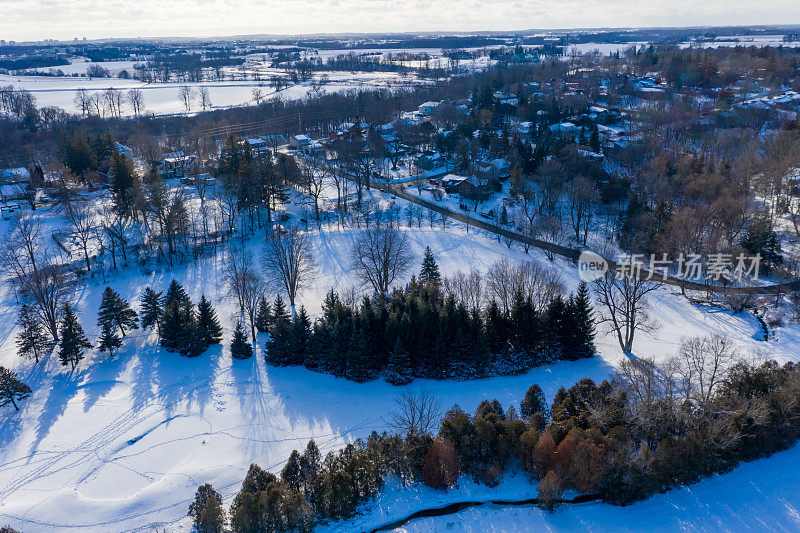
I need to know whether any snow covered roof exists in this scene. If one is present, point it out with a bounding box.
[1,167,30,181]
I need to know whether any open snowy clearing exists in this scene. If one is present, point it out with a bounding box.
[0,182,799,531]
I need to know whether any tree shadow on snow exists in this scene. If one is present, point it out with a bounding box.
[150,342,224,420]
[30,368,86,453]
[80,342,134,412]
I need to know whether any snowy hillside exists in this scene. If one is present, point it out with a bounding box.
[1,183,799,532]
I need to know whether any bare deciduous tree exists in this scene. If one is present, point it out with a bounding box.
[261,230,315,315]
[675,335,739,407]
[242,270,269,342]
[485,259,565,312]
[198,87,212,111]
[73,88,90,117]
[178,85,195,113]
[386,389,442,437]
[350,225,414,296]
[65,200,97,271]
[225,248,255,312]
[443,268,484,311]
[2,219,72,340]
[594,271,660,355]
[127,88,144,116]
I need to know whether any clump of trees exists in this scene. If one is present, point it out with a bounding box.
[265,277,595,383]
[149,280,222,356]
[200,353,800,530]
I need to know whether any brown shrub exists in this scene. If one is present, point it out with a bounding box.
[422,437,460,489]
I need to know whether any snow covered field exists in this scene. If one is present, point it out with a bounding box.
[1,181,799,532]
[0,70,416,117]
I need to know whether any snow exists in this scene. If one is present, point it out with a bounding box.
[1,180,800,531]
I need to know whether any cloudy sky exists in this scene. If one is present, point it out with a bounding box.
[2,0,800,42]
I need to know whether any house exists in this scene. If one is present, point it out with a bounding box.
[181,173,216,187]
[1,167,30,185]
[418,101,440,116]
[441,174,469,193]
[1,203,21,220]
[246,138,269,154]
[399,111,424,125]
[0,183,27,204]
[473,158,510,182]
[159,154,200,179]
[290,134,312,150]
[514,121,533,136]
[489,158,510,179]
[116,143,133,159]
[263,134,289,148]
[415,151,445,171]
[549,122,581,136]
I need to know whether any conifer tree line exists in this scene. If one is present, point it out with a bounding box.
[190,358,800,531]
[265,278,595,383]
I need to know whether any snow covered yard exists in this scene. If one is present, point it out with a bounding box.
[1,186,800,531]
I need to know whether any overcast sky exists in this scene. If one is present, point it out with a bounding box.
[2,0,800,42]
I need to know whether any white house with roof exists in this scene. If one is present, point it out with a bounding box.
[290,134,312,150]
[418,101,440,116]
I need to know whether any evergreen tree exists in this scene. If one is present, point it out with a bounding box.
[188,483,226,533]
[178,307,204,357]
[520,384,547,419]
[165,279,190,308]
[97,287,138,337]
[345,328,372,382]
[159,283,201,356]
[140,287,164,333]
[545,295,570,360]
[255,296,272,333]
[289,307,311,365]
[281,450,302,493]
[112,150,138,215]
[419,246,441,282]
[97,319,122,357]
[230,320,253,359]
[196,295,223,347]
[0,366,32,411]
[16,304,49,363]
[159,301,183,352]
[298,440,321,494]
[266,311,292,365]
[569,282,596,359]
[384,337,413,385]
[272,294,289,323]
[58,303,91,370]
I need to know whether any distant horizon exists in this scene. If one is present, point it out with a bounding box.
[3,0,800,43]
[7,23,800,46]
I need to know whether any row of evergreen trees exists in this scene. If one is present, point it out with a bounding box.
[15,280,226,371]
[264,279,595,383]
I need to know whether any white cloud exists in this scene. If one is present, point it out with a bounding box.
[1,0,799,41]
